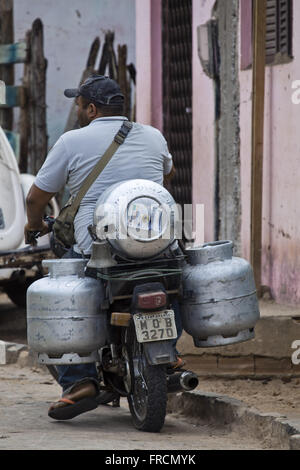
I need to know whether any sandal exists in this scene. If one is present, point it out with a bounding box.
[170,356,186,370]
[48,381,99,421]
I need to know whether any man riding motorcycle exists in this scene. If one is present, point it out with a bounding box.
[24,75,183,420]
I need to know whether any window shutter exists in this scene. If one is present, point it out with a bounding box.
[265,0,292,63]
[266,0,277,59]
[278,0,291,55]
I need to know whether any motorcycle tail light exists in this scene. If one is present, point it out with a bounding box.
[137,291,167,310]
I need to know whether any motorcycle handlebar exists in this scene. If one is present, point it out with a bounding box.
[26,216,55,245]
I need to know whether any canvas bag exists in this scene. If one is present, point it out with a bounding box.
[53,120,133,249]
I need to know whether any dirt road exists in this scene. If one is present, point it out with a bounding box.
[0,292,296,450]
[0,363,276,450]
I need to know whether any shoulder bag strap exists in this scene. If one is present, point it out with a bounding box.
[68,120,133,218]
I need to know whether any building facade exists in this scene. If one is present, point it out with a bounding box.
[136,0,300,306]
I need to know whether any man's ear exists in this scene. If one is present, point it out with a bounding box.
[88,103,97,118]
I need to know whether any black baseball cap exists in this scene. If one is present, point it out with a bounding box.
[64,75,124,106]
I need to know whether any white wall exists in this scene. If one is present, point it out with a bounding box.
[13,0,135,148]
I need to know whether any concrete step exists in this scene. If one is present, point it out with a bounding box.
[177,300,300,377]
[167,390,300,450]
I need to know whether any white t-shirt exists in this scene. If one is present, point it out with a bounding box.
[35,117,173,254]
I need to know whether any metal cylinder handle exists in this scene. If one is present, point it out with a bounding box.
[42,259,87,278]
[186,240,233,265]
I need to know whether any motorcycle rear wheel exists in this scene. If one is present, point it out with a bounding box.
[126,325,167,432]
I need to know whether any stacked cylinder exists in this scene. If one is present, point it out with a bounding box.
[26,259,107,363]
[180,241,260,347]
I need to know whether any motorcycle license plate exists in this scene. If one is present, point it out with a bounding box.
[133,310,177,343]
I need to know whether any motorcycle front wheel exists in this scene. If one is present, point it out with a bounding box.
[125,324,167,433]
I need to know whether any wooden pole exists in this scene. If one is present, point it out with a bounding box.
[19,30,31,173]
[27,18,48,175]
[59,37,100,206]
[118,45,130,119]
[0,0,14,130]
[64,36,100,133]
[98,31,112,75]
[250,0,267,295]
[108,33,118,81]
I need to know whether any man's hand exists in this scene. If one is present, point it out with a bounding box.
[163,165,176,189]
[24,220,51,246]
[25,184,56,245]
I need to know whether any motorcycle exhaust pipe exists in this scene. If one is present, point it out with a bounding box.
[167,370,199,394]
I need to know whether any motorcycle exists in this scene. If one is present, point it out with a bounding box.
[26,180,199,432]
[26,179,260,432]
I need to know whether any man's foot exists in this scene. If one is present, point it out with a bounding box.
[48,381,99,420]
[170,356,186,370]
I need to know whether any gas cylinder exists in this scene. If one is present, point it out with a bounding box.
[93,179,179,259]
[180,241,260,347]
[26,259,107,364]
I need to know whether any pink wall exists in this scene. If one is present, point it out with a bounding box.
[136,0,152,125]
[151,0,163,131]
[192,0,216,244]
[239,4,300,305]
[135,0,162,130]
[135,0,300,305]
[136,0,216,243]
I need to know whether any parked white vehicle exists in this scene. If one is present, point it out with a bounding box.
[0,125,59,306]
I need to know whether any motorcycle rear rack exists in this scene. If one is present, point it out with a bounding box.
[86,255,183,303]
[111,288,180,301]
